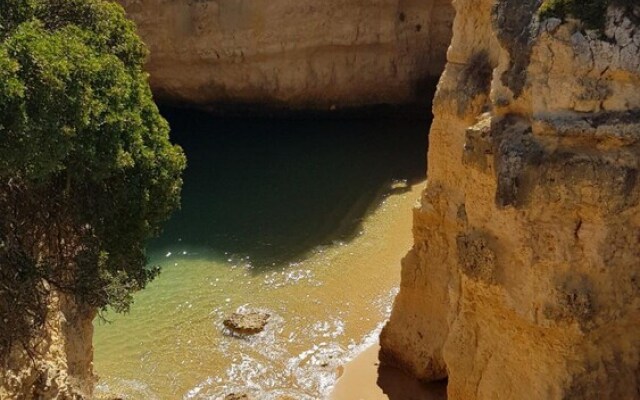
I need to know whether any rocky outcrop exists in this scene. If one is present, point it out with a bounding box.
[381,1,640,399]
[223,310,270,335]
[0,294,95,399]
[115,0,454,110]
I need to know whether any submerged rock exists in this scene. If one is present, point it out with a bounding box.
[224,394,250,400]
[223,311,270,335]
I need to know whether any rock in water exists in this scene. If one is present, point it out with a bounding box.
[224,394,250,400]
[223,311,270,335]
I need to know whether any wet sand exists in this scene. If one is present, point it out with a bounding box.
[330,342,447,400]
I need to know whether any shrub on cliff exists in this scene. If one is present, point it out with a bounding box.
[539,0,636,30]
[0,0,185,356]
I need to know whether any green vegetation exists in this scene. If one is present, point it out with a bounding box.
[539,0,636,31]
[0,0,185,355]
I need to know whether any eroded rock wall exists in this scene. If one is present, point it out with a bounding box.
[0,294,95,399]
[116,0,454,109]
[381,1,640,399]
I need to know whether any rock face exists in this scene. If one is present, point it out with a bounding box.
[0,294,95,399]
[115,0,454,109]
[381,2,640,399]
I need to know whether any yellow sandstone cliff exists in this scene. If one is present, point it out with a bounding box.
[115,0,454,109]
[381,1,640,398]
[0,294,95,399]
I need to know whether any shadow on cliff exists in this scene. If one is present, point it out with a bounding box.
[377,365,447,400]
[151,107,431,269]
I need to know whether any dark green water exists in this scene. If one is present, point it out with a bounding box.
[153,109,428,266]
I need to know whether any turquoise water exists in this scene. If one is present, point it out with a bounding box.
[93,110,429,399]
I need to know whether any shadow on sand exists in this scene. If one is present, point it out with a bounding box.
[377,365,447,400]
[331,342,447,400]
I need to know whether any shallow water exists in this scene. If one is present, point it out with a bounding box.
[93,110,429,399]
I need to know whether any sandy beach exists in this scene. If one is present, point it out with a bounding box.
[330,342,447,400]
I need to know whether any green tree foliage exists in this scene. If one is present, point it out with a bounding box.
[0,0,185,356]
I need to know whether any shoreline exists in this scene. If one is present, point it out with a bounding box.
[330,341,447,400]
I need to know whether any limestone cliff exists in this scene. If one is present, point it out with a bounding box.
[0,295,95,399]
[115,0,454,109]
[381,1,640,399]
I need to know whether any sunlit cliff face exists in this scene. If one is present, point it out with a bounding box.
[381,1,640,399]
[116,0,454,109]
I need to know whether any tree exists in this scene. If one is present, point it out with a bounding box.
[0,0,185,358]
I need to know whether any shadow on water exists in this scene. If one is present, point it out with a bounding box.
[152,107,430,268]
